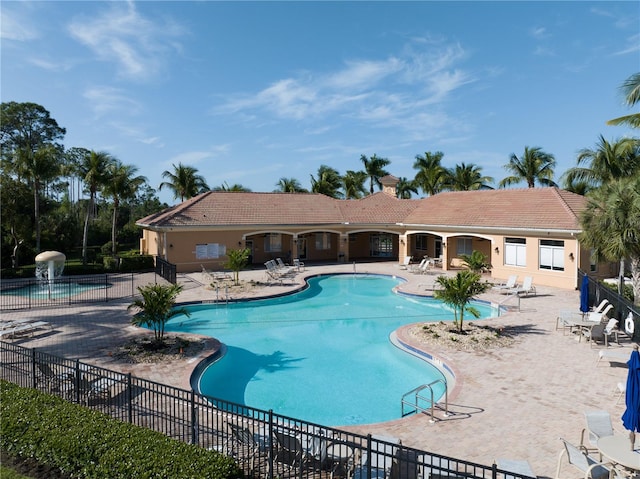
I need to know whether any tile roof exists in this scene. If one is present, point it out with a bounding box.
[403,187,586,231]
[137,187,587,232]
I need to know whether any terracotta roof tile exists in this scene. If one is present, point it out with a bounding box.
[137,187,587,232]
[403,187,586,231]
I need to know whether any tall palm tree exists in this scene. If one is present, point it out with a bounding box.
[310,165,342,198]
[579,176,640,305]
[78,150,114,264]
[102,160,147,255]
[212,182,252,192]
[159,163,209,202]
[14,144,61,252]
[607,72,640,129]
[360,154,390,194]
[342,170,368,199]
[396,177,418,199]
[562,136,639,189]
[445,163,494,191]
[275,177,307,193]
[499,146,557,188]
[433,270,489,333]
[413,151,446,196]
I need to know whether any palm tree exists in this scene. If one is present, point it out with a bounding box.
[342,170,368,199]
[224,248,250,286]
[212,182,252,192]
[102,160,147,255]
[499,146,557,188]
[159,163,209,202]
[128,283,189,345]
[562,176,593,196]
[78,150,114,264]
[360,154,390,194]
[14,144,62,252]
[607,72,640,129]
[459,250,491,274]
[413,151,446,196]
[579,176,640,305]
[562,136,639,189]
[275,177,307,193]
[396,177,418,199]
[310,165,342,198]
[433,270,489,333]
[445,163,494,191]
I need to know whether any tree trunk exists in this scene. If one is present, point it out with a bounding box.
[111,199,119,256]
[34,180,41,253]
[630,255,640,307]
[82,194,94,265]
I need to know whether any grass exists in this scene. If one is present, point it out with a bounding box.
[1,464,33,479]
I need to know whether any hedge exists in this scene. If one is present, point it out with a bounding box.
[0,381,244,479]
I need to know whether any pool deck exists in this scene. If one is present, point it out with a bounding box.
[2,261,637,478]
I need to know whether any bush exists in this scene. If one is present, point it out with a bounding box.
[0,381,243,479]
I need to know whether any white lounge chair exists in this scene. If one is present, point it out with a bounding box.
[492,275,518,292]
[555,438,610,479]
[508,276,536,296]
[596,348,632,367]
[0,321,50,340]
[586,304,613,323]
[408,258,427,273]
[275,258,295,275]
[398,256,412,269]
[591,299,610,314]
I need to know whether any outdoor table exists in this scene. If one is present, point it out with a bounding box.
[597,435,640,473]
[563,317,598,342]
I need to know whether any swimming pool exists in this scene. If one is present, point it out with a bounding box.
[166,274,498,426]
[1,281,110,299]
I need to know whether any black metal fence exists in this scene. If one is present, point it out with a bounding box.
[0,342,533,479]
[578,270,640,342]
[156,257,177,284]
[0,274,139,311]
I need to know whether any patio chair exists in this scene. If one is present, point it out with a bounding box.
[586,304,614,323]
[508,276,536,296]
[555,438,611,479]
[36,362,72,392]
[273,429,313,471]
[492,275,518,293]
[579,411,614,455]
[587,318,619,348]
[495,459,535,478]
[408,258,427,273]
[293,258,305,271]
[226,423,269,475]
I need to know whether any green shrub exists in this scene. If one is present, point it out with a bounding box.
[118,254,154,272]
[0,381,243,479]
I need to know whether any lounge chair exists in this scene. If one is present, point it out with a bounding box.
[586,304,614,323]
[275,258,295,274]
[492,275,518,292]
[579,411,614,455]
[398,256,412,269]
[596,348,632,367]
[273,429,313,471]
[591,299,611,314]
[226,423,269,475]
[36,362,72,392]
[555,438,610,479]
[0,320,50,340]
[408,259,426,273]
[508,276,536,296]
[586,318,619,348]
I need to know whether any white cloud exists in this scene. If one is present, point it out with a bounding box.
[83,86,141,118]
[27,57,75,72]
[168,145,231,167]
[614,33,640,56]
[530,26,550,40]
[0,7,39,41]
[67,1,185,81]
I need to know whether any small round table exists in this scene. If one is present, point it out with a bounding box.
[597,435,640,472]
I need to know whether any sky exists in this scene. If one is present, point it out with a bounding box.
[2,1,639,205]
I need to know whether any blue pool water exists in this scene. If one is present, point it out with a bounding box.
[166,274,497,426]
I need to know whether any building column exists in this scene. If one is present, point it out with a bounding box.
[399,235,408,262]
[339,234,349,262]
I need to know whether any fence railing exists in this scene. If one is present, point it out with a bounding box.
[0,274,139,311]
[578,270,640,342]
[0,341,533,479]
[155,257,177,284]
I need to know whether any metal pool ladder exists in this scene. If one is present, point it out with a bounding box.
[401,378,449,423]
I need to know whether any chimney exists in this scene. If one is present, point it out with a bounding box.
[379,175,400,197]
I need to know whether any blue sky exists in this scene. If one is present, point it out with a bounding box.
[2,1,638,205]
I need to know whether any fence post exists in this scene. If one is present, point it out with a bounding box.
[31,349,37,389]
[190,390,197,445]
[127,373,133,424]
[491,462,498,479]
[268,409,274,479]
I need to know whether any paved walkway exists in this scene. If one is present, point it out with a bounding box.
[2,262,637,478]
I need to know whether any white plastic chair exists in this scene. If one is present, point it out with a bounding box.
[556,438,611,479]
[579,411,614,455]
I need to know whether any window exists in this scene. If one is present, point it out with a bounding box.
[456,237,473,256]
[315,233,331,250]
[195,243,227,259]
[370,234,393,257]
[415,235,428,251]
[504,237,526,267]
[539,239,565,271]
[264,234,282,253]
